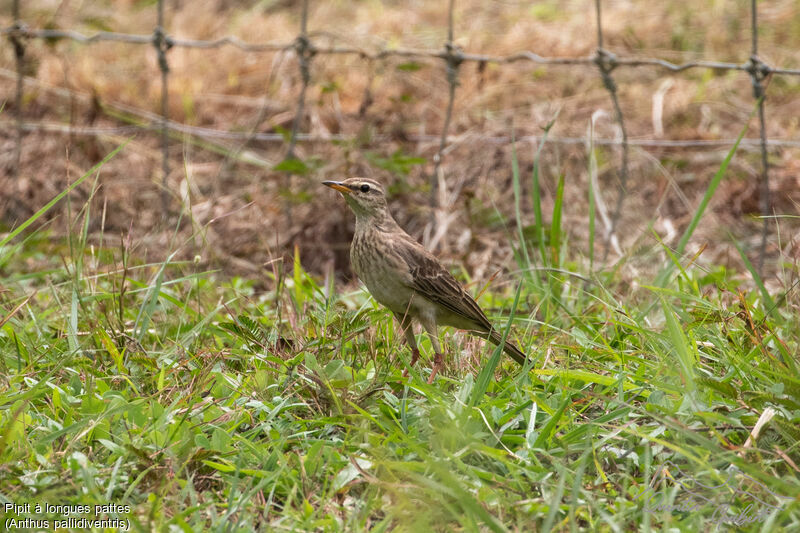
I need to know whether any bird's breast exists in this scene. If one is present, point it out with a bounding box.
[351,230,415,314]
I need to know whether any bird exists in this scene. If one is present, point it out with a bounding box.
[323,177,527,383]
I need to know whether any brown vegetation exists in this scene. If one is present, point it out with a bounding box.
[1,0,799,286]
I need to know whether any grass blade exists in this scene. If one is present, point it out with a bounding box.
[470,281,523,407]
[550,173,565,268]
[532,120,555,265]
[511,135,531,269]
[661,298,696,393]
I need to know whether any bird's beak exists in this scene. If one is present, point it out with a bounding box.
[323,181,351,195]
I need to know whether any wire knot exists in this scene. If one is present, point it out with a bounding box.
[8,22,29,58]
[8,20,30,36]
[594,48,618,73]
[444,42,464,86]
[153,26,172,73]
[293,34,311,56]
[594,48,618,92]
[294,35,316,84]
[745,55,771,99]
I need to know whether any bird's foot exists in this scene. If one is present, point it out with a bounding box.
[402,348,420,378]
[426,352,443,384]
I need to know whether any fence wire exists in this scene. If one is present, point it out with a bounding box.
[748,0,772,276]
[5,0,799,270]
[155,0,170,215]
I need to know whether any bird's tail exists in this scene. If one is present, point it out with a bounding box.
[484,329,528,366]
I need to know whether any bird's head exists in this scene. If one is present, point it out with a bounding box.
[323,178,389,220]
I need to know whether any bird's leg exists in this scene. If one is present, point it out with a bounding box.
[420,316,444,384]
[408,348,420,371]
[404,346,421,378]
[394,312,419,378]
[427,352,443,384]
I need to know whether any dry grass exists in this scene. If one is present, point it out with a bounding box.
[1,0,799,284]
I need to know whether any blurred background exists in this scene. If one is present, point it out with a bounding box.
[1,0,799,286]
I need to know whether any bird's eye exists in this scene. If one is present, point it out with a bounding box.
[360,184,371,193]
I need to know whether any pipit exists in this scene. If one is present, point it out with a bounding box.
[324,177,527,383]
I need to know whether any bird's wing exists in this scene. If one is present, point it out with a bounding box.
[389,233,492,330]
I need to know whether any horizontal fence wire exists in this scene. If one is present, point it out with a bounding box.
[5,118,800,149]
[4,0,797,269]
[3,25,800,75]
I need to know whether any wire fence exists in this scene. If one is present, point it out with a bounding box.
[4,0,799,273]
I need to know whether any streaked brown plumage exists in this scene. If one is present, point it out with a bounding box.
[324,177,527,383]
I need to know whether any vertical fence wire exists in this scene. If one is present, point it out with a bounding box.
[286,0,312,161]
[594,0,630,262]
[283,0,313,227]
[748,0,771,276]
[10,0,24,179]
[154,0,172,215]
[430,0,462,208]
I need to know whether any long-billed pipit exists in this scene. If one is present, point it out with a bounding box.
[324,178,527,383]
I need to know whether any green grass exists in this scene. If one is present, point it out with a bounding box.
[0,143,798,531]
